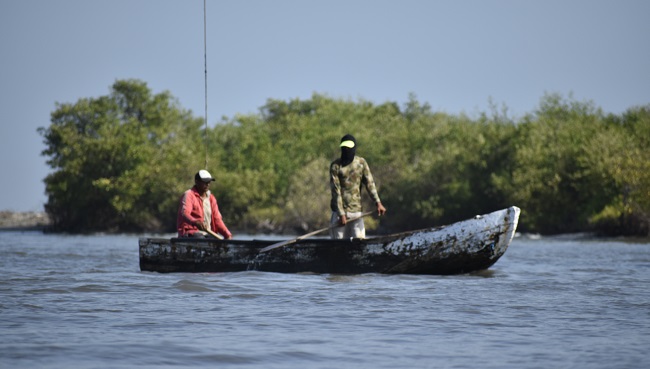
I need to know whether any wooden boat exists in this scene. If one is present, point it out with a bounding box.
[139,206,520,275]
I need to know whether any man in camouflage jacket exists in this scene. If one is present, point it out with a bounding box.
[329,134,386,239]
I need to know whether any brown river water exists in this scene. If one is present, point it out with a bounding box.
[1,231,649,369]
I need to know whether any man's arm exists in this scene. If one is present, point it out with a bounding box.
[178,191,207,231]
[330,162,347,225]
[362,160,386,216]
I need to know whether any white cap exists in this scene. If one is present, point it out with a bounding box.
[196,169,215,182]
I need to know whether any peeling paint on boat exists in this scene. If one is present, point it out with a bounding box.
[139,207,520,275]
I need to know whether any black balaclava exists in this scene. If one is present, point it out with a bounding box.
[340,134,356,166]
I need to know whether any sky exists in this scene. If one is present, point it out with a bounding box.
[1,0,649,212]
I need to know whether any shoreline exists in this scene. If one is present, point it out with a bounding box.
[0,211,51,230]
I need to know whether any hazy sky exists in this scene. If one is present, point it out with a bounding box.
[1,0,649,212]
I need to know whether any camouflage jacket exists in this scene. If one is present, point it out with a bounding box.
[330,156,381,216]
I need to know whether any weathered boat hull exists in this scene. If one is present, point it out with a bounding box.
[139,206,520,275]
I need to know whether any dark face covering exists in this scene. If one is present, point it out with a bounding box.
[340,134,356,166]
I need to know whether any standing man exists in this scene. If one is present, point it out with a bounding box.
[329,134,386,239]
[177,169,233,239]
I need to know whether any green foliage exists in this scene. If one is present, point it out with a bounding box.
[39,79,202,232]
[39,81,650,236]
[506,94,610,232]
[585,106,650,235]
[284,157,332,233]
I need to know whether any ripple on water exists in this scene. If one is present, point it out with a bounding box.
[1,233,650,369]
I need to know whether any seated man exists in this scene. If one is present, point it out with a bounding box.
[176,169,232,239]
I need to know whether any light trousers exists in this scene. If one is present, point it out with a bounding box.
[330,211,366,239]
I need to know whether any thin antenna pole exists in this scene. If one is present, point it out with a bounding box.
[203,0,209,169]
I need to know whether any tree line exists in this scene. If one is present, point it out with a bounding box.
[38,79,650,236]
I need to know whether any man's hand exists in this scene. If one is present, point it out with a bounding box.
[377,202,387,216]
[339,214,347,226]
[195,221,206,231]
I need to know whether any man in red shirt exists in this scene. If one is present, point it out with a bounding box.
[176,170,232,239]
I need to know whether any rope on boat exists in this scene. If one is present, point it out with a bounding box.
[203,0,209,170]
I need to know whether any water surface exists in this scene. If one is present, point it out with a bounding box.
[1,232,649,368]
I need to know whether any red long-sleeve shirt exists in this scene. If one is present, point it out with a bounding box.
[176,187,232,238]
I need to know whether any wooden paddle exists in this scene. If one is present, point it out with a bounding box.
[206,229,224,240]
[258,210,374,253]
